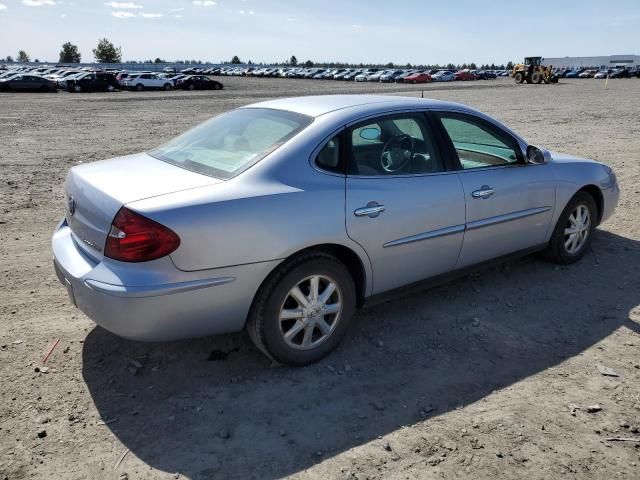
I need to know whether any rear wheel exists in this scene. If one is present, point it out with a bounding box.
[514,72,525,84]
[545,191,597,264]
[246,252,356,365]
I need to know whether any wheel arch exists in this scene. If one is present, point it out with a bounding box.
[577,184,604,225]
[255,243,370,309]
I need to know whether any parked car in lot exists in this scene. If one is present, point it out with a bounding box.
[343,69,363,81]
[52,94,619,365]
[0,74,57,92]
[455,69,476,81]
[379,70,405,82]
[0,70,22,80]
[609,69,631,79]
[477,70,497,79]
[404,71,432,83]
[578,69,598,78]
[175,75,223,90]
[432,70,455,82]
[593,69,613,79]
[66,72,119,92]
[355,69,378,82]
[125,73,174,91]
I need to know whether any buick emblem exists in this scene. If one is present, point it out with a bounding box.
[67,195,76,216]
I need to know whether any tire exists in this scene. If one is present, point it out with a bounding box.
[135,83,144,92]
[246,252,356,366]
[532,72,543,84]
[163,83,172,91]
[514,72,524,84]
[545,191,597,264]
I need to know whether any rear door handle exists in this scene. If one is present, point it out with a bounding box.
[472,186,495,199]
[354,202,385,218]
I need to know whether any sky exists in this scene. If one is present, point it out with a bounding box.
[0,0,638,65]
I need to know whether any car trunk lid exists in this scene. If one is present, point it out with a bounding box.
[64,152,221,261]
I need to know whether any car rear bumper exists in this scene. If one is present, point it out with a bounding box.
[52,219,280,341]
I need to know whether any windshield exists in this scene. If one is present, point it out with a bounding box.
[149,108,313,179]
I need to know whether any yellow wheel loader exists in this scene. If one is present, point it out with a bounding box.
[512,57,559,84]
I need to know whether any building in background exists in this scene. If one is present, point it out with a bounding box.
[543,55,639,69]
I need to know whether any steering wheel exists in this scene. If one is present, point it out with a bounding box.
[380,134,415,173]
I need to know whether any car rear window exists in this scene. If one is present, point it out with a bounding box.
[149,108,312,179]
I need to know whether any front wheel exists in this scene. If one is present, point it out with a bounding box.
[545,192,597,264]
[246,252,356,365]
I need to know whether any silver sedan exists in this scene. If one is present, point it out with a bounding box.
[52,95,619,365]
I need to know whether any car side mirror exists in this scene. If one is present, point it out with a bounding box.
[526,145,546,165]
[359,127,381,141]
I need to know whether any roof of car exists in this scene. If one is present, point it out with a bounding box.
[244,95,458,118]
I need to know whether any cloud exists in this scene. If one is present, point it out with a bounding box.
[104,1,142,8]
[0,3,7,10]
[193,0,216,6]
[111,10,135,18]
[22,0,56,6]
[140,12,163,18]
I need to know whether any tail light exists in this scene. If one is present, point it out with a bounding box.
[104,207,180,262]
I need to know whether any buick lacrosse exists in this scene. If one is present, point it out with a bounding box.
[52,95,619,365]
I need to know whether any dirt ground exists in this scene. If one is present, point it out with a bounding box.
[1,77,639,480]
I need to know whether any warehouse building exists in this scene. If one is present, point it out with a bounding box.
[542,54,639,69]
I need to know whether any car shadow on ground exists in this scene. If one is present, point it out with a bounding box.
[82,230,640,479]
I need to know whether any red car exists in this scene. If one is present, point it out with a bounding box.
[404,71,432,84]
[454,69,476,81]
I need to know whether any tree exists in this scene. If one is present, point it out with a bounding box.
[231,55,242,64]
[17,50,30,63]
[59,42,81,63]
[92,38,122,63]
[289,55,298,66]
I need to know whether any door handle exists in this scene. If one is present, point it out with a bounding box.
[471,186,495,199]
[354,202,385,218]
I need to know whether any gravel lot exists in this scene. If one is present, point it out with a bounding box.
[1,77,639,480]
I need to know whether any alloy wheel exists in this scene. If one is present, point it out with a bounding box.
[278,275,343,350]
[564,204,591,254]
